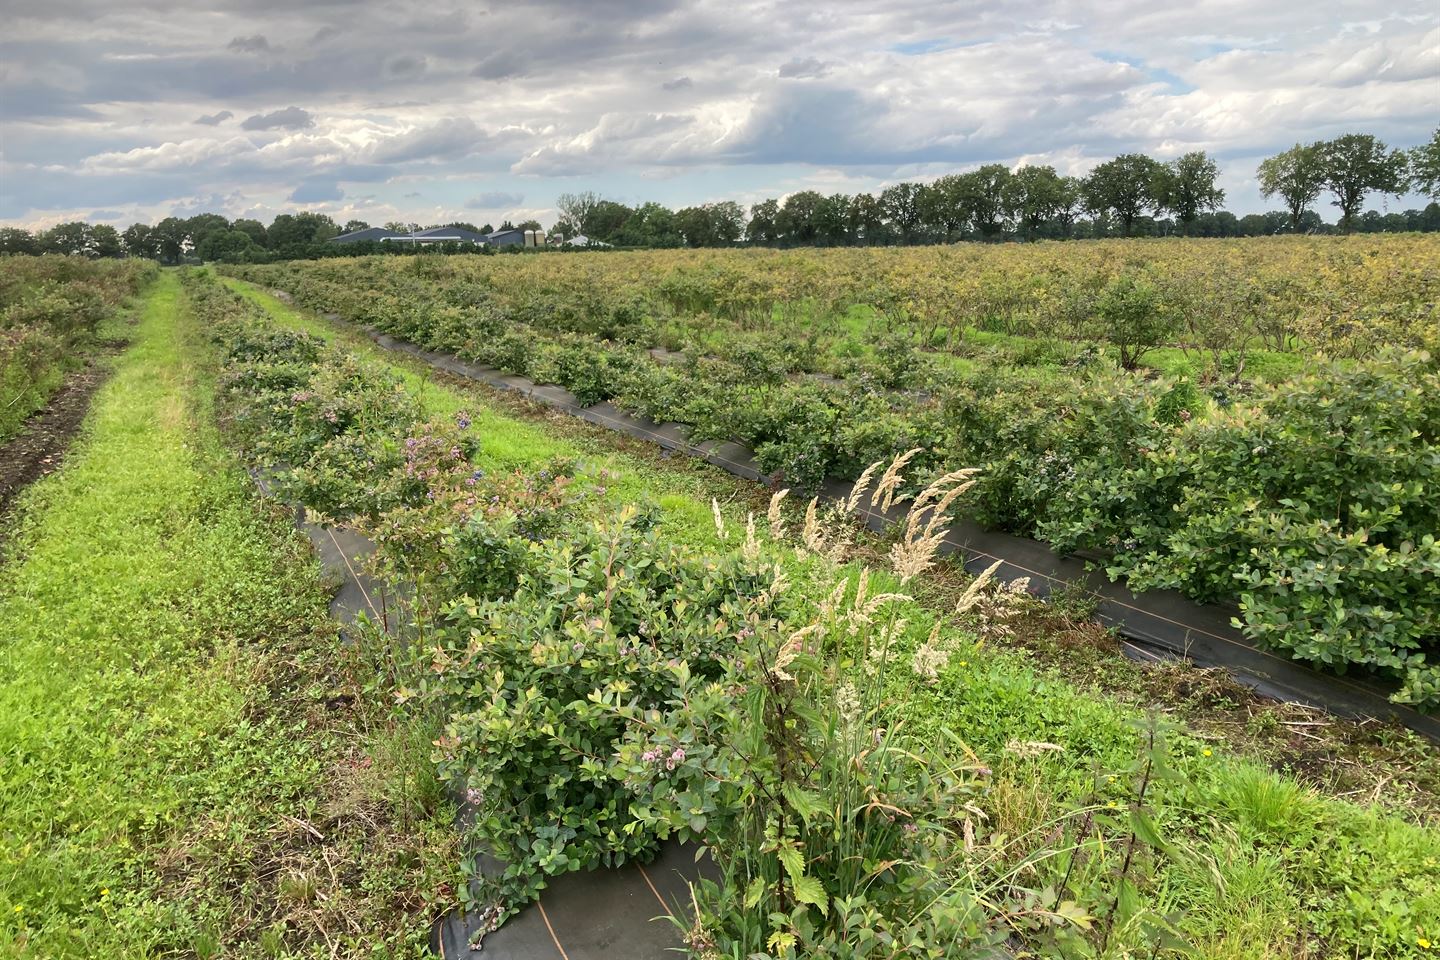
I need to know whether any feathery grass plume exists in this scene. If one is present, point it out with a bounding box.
[912,621,948,679]
[742,512,760,562]
[890,468,982,583]
[767,488,790,540]
[844,458,885,515]
[871,447,924,513]
[956,559,1005,615]
[758,562,790,607]
[865,617,909,676]
[711,498,729,540]
[818,576,849,620]
[775,623,824,682]
[800,495,823,556]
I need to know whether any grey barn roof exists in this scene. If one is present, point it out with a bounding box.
[330,226,400,244]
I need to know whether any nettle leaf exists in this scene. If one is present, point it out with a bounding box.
[776,840,806,884]
[792,874,828,914]
[781,782,827,826]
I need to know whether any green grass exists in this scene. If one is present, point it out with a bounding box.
[227,276,1440,958]
[0,273,456,958]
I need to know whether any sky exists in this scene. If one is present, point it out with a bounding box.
[1,0,1437,230]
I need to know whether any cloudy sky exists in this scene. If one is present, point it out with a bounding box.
[2,0,1436,229]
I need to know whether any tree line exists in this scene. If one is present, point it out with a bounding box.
[2,130,1435,261]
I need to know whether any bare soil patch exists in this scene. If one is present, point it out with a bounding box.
[0,341,126,539]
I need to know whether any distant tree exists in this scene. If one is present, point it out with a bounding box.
[120,223,156,259]
[920,175,967,241]
[91,224,124,258]
[1316,134,1409,232]
[1155,151,1225,231]
[151,218,189,262]
[478,223,495,235]
[196,229,259,263]
[746,198,779,243]
[1052,177,1083,238]
[555,192,603,233]
[185,213,230,252]
[708,201,746,244]
[40,222,100,256]
[269,212,339,248]
[677,201,746,247]
[879,182,924,242]
[955,164,1012,239]
[549,218,578,240]
[776,190,826,244]
[582,201,634,243]
[497,220,516,232]
[341,219,372,234]
[847,193,886,244]
[515,219,542,232]
[1257,144,1325,232]
[384,221,421,234]
[1082,154,1164,235]
[1409,128,1440,201]
[611,204,676,246]
[1004,164,1067,240]
[231,218,269,248]
[0,227,38,255]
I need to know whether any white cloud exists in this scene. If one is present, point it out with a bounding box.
[2,0,1436,225]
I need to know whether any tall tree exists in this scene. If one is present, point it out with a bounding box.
[1082,154,1163,235]
[957,164,1012,239]
[746,199,779,243]
[776,190,826,244]
[708,201,746,244]
[1316,134,1409,232]
[1409,128,1440,202]
[91,224,124,258]
[879,182,924,242]
[232,218,269,247]
[0,227,39,255]
[1004,164,1066,240]
[121,223,158,259]
[1257,143,1325,232]
[920,175,967,240]
[555,192,603,232]
[40,222,98,256]
[1155,151,1225,232]
[847,193,886,244]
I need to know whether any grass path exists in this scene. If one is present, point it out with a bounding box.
[0,272,454,958]
[226,275,1440,959]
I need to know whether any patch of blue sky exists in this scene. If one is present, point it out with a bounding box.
[1094,50,1195,93]
[890,37,985,55]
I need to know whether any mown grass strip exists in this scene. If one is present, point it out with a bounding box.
[0,272,455,958]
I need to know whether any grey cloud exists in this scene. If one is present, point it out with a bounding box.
[311,26,340,44]
[466,190,525,208]
[195,110,234,126]
[385,54,427,79]
[241,106,315,131]
[367,117,500,164]
[662,76,693,90]
[778,57,829,78]
[472,51,527,80]
[227,34,271,53]
[289,179,343,202]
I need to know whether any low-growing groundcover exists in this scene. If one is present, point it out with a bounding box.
[0,272,456,957]
[213,272,1439,959]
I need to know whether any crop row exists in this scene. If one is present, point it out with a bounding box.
[190,268,1229,956]
[0,256,157,438]
[225,252,1440,707]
